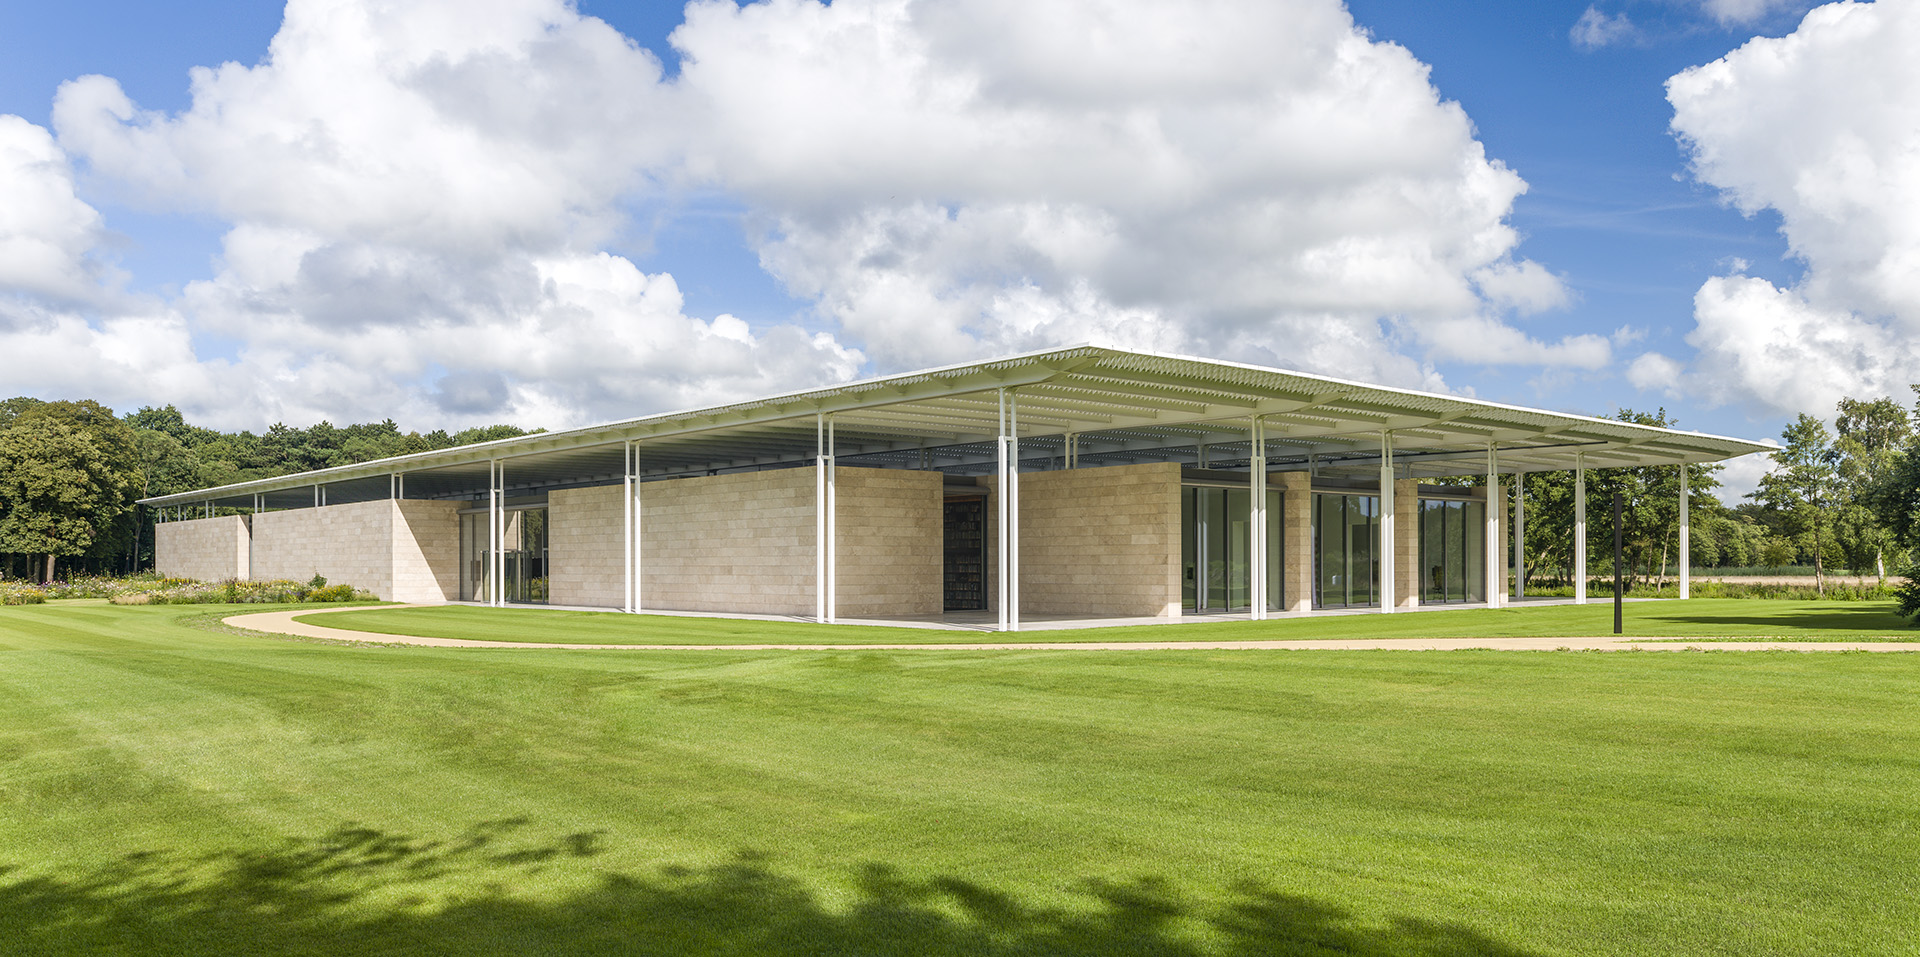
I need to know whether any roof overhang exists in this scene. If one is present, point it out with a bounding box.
[140,346,1775,508]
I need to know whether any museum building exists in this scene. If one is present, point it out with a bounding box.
[142,347,1771,630]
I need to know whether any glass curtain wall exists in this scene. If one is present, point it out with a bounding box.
[1417,498,1485,604]
[1312,493,1378,608]
[458,506,550,604]
[1181,486,1284,614]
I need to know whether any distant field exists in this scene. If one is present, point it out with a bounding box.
[303,598,1920,645]
[3,601,1918,955]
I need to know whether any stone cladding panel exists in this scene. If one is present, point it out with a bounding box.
[251,500,396,598]
[154,515,250,582]
[984,462,1182,618]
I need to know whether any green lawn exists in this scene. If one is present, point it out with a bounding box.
[303,597,1920,645]
[3,602,1919,955]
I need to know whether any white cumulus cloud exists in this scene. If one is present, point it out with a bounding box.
[0,115,112,304]
[13,0,1583,429]
[1696,0,1801,26]
[1662,0,1920,415]
[1571,7,1638,49]
[38,0,855,428]
[673,0,1576,381]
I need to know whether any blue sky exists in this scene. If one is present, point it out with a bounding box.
[2,0,1912,499]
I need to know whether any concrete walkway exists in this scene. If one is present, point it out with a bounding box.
[224,607,1920,652]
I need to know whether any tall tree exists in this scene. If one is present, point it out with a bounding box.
[0,417,138,581]
[1752,414,1838,594]
[1832,396,1910,579]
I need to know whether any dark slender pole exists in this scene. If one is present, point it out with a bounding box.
[1612,492,1624,636]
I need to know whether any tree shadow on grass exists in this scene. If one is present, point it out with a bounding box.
[1,820,1540,957]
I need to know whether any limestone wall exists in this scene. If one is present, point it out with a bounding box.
[637,467,816,615]
[833,467,942,617]
[251,500,398,597]
[1276,472,1313,613]
[547,466,941,616]
[1394,478,1421,609]
[393,500,461,603]
[548,484,625,608]
[154,515,250,583]
[985,462,1183,618]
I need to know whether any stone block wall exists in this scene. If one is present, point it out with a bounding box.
[984,462,1183,618]
[833,467,942,617]
[393,500,460,603]
[544,466,940,616]
[251,500,399,597]
[1277,471,1314,613]
[639,467,818,615]
[154,515,251,582]
[548,484,625,608]
[1394,477,1420,609]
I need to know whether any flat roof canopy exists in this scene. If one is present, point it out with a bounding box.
[142,346,1774,508]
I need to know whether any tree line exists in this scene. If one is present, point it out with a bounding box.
[1515,397,1915,592]
[0,399,532,581]
[1,392,1917,588]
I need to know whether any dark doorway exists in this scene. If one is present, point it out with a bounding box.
[943,498,987,611]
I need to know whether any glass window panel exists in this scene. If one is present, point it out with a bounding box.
[1353,496,1377,607]
[1205,488,1228,612]
[1428,502,1442,602]
[1443,502,1462,602]
[1226,488,1250,611]
[1314,494,1334,608]
[1464,500,1485,602]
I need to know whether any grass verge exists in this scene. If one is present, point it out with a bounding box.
[297,598,1920,645]
[2,601,1917,955]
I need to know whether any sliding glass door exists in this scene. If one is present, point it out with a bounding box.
[1417,498,1485,604]
[1181,486,1283,614]
[1313,492,1378,609]
[458,506,549,604]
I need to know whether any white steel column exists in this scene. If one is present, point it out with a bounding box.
[997,390,1010,632]
[1513,469,1526,600]
[489,459,503,608]
[1574,454,1588,605]
[1008,392,1021,633]
[815,414,828,623]
[826,415,838,624]
[1251,418,1268,621]
[1486,445,1502,609]
[1679,464,1691,599]
[623,441,634,614]
[631,444,643,613]
[1378,432,1395,614]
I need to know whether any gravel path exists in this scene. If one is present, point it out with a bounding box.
[224,609,1920,652]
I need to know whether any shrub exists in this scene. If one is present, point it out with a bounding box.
[45,574,191,600]
[1896,573,1920,621]
[304,584,358,603]
[1,582,48,605]
[1524,579,1899,601]
[97,576,378,605]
